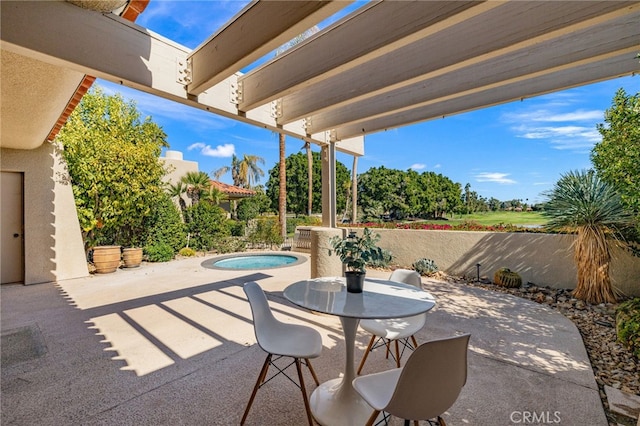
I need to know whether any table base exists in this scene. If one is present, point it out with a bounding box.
[310,377,374,426]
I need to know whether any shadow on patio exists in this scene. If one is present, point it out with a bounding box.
[1,255,606,425]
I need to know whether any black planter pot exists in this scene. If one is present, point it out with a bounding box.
[345,270,365,293]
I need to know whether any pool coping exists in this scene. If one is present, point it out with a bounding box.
[200,251,308,271]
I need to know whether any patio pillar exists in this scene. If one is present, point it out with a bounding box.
[321,142,337,228]
[310,227,344,278]
[351,155,358,223]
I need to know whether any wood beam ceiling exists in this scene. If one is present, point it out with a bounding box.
[3,0,638,150]
[187,0,348,95]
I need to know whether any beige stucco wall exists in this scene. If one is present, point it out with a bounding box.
[1,144,89,284]
[160,151,199,185]
[312,227,640,297]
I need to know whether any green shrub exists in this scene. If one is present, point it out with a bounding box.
[413,258,439,276]
[287,215,322,234]
[178,247,196,257]
[211,237,247,254]
[617,298,640,359]
[145,243,174,262]
[366,247,393,269]
[228,220,246,237]
[144,193,186,252]
[248,217,284,248]
[185,202,230,251]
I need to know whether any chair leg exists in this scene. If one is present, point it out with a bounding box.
[411,335,418,349]
[365,410,381,426]
[437,416,447,426]
[395,340,401,368]
[241,353,272,425]
[385,339,391,359]
[295,358,314,426]
[305,358,320,386]
[357,335,376,375]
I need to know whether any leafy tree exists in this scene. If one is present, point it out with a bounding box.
[592,88,640,218]
[57,87,168,250]
[266,152,350,216]
[358,167,461,220]
[543,170,634,304]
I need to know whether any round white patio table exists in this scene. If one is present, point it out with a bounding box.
[284,276,436,426]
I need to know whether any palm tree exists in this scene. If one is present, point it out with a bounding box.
[278,133,287,237]
[181,171,212,206]
[166,181,188,215]
[212,165,229,181]
[213,154,265,189]
[201,185,225,205]
[543,169,633,304]
[239,154,265,188]
[303,141,313,216]
[274,26,319,237]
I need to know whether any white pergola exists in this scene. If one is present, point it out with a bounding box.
[2,0,639,226]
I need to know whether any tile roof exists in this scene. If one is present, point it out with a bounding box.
[210,180,256,198]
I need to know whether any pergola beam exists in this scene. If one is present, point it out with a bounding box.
[187,0,348,96]
[333,51,638,140]
[0,0,364,153]
[236,0,490,111]
[308,16,640,133]
[278,1,640,127]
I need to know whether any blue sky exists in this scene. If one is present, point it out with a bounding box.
[97,0,639,205]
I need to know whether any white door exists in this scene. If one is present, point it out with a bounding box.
[1,172,24,284]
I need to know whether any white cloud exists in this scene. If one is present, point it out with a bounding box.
[475,173,517,185]
[409,163,426,170]
[504,109,602,123]
[188,143,235,158]
[503,101,603,153]
[514,124,600,151]
[433,164,441,169]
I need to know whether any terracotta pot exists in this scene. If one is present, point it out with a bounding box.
[345,270,365,293]
[122,247,143,268]
[92,246,121,274]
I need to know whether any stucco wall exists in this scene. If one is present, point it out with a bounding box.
[1,144,88,284]
[312,227,640,297]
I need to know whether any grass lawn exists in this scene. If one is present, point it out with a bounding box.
[433,211,547,227]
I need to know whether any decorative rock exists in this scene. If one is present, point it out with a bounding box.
[605,385,640,420]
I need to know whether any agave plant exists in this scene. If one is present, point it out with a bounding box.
[543,169,634,304]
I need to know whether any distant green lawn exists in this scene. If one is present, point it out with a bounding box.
[435,211,547,227]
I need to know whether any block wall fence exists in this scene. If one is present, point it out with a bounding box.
[308,227,640,297]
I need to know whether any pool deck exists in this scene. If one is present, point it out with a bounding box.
[1,253,606,425]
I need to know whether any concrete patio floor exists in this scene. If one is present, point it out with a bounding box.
[1,253,606,425]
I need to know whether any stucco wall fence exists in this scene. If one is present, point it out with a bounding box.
[310,227,640,297]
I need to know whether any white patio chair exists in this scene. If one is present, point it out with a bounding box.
[241,281,322,426]
[352,334,470,426]
[357,269,426,374]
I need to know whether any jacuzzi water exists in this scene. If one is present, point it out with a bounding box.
[212,254,299,270]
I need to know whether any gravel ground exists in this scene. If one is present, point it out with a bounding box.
[432,272,639,426]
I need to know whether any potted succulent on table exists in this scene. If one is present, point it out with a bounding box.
[329,228,385,293]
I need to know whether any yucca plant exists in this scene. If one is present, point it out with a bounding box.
[543,170,634,304]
